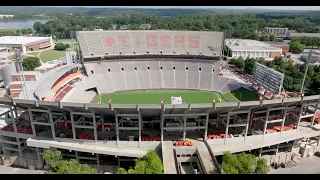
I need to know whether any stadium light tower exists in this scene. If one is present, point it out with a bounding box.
[300,50,313,97]
[14,48,28,100]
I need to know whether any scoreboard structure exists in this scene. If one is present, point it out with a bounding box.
[253,62,284,94]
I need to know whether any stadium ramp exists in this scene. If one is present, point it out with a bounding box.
[162,140,216,174]
[26,137,156,158]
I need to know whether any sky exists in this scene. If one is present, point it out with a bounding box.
[73,6,320,11]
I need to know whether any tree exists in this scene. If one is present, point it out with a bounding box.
[229,57,245,69]
[21,29,28,35]
[269,35,276,41]
[33,21,43,33]
[260,35,270,41]
[244,58,256,75]
[43,149,98,174]
[16,29,21,36]
[65,43,70,49]
[22,57,41,71]
[222,152,268,174]
[117,150,163,174]
[289,40,304,54]
[54,43,68,51]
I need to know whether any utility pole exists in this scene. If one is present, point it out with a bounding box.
[300,50,313,96]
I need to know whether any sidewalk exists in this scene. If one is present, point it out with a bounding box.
[0,166,46,174]
[269,156,320,174]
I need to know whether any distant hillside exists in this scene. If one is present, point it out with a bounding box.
[0,6,319,18]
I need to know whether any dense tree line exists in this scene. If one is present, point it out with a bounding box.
[229,57,320,95]
[0,28,33,37]
[31,14,320,39]
[292,36,320,49]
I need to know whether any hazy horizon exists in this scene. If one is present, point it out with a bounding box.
[57,6,320,11]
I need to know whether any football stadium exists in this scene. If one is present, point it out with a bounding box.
[0,30,320,174]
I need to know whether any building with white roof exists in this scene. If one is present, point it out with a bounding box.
[0,36,53,54]
[225,39,282,60]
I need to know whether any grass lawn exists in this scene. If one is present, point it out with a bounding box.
[39,48,74,63]
[92,88,258,104]
[223,88,259,102]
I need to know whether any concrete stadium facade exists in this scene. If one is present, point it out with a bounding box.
[1,30,320,174]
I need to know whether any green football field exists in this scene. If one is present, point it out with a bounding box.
[92,87,258,104]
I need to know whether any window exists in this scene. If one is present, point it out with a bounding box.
[133,52,136,54]
[173,67,175,70]
[160,67,163,70]
[147,51,149,54]
[160,51,163,54]
[119,51,122,55]
[147,67,150,70]
[186,67,188,70]
[212,69,215,72]
[135,67,137,70]
[108,69,111,72]
[199,68,202,71]
[91,70,94,74]
[121,68,124,71]
[105,52,108,55]
[91,53,94,56]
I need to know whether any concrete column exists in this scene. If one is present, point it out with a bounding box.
[138,114,142,148]
[280,107,288,133]
[64,114,67,127]
[101,115,104,132]
[16,138,23,158]
[115,114,119,146]
[297,105,304,131]
[244,110,251,140]
[70,113,76,140]
[117,156,120,167]
[93,113,97,142]
[304,138,309,149]
[96,154,100,169]
[36,147,43,169]
[183,114,187,141]
[0,136,7,156]
[317,136,320,151]
[311,102,319,127]
[259,148,262,157]
[204,113,209,140]
[9,107,17,134]
[48,111,56,139]
[224,113,230,145]
[263,108,270,137]
[75,151,79,162]
[161,114,164,142]
[275,144,280,155]
[28,109,36,136]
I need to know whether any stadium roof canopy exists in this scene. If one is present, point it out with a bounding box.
[34,64,81,99]
[0,36,51,46]
[77,30,224,58]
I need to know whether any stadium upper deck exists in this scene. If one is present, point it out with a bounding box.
[77,30,224,58]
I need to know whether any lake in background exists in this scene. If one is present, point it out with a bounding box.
[0,20,49,29]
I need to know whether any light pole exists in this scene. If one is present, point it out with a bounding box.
[14,48,28,100]
[300,50,313,97]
